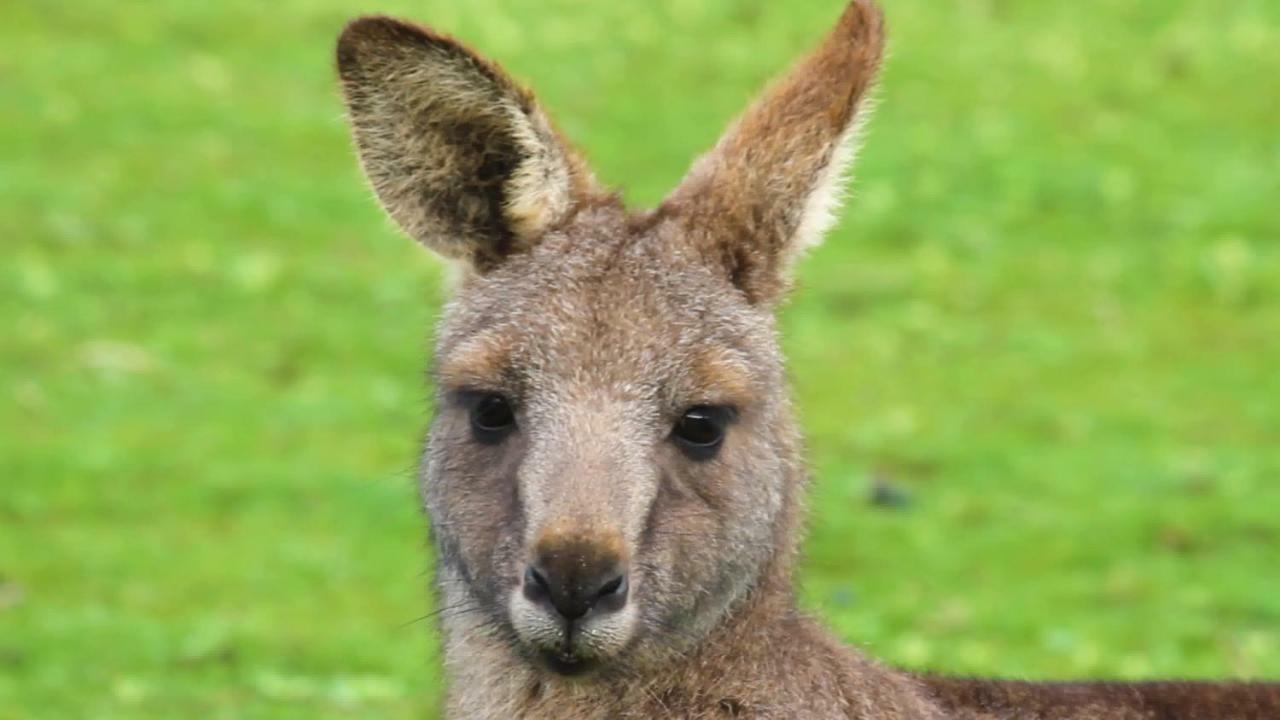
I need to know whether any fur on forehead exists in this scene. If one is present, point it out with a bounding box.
[433,213,781,407]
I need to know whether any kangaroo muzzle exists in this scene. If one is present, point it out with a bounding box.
[524,523,629,622]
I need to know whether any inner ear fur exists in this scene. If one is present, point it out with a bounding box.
[336,17,599,269]
[662,0,886,304]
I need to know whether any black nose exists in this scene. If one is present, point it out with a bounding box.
[523,560,629,621]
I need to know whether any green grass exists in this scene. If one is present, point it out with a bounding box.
[3,0,1278,717]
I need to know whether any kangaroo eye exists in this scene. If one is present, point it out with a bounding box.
[471,394,516,443]
[672,406,732,460]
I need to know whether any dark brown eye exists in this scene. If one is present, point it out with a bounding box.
[471,394,515,443]
[672,406,733,460]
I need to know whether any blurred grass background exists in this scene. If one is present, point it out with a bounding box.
[3,0,1279,717]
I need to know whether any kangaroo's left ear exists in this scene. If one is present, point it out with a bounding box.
[662,0,885,304]
[336,17,600,270]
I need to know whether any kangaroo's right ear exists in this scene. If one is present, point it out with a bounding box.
[336,17,599,270]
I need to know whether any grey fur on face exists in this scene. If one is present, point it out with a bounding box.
[424,220,793,672]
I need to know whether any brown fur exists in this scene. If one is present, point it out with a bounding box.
[924,677,1280,719]
[334,2,1279,717]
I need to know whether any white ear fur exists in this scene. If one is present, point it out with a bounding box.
[502,104,577,240]
[790,106,871,262]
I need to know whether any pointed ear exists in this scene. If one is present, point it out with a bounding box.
[336,17,599,270]
[663,0,885,304]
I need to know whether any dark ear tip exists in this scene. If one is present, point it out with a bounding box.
[335,16,442,78]
[337,17,399,76]
[339,15,425,44]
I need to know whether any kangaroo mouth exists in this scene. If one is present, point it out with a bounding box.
[540,649,596,677]
[533,624,605,677]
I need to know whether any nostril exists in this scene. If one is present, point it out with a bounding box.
[523,565,551,603]
[592,572,629,613]
[596,573,626,599]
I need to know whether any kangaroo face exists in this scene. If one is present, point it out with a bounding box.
[336,0,883,678]
[425,211,792,674]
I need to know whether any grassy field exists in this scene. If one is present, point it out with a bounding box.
[3,0,1279,717]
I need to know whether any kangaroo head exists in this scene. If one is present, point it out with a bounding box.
[337,0,884,678]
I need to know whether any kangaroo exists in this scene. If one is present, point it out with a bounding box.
[334,1,1279,717]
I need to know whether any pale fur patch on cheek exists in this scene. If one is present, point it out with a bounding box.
[508,591,562,647]
[573,605,638,658]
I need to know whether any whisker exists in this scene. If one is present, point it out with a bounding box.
[397,599,482,629]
